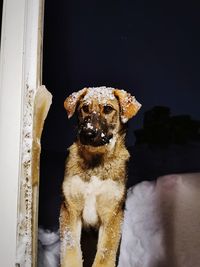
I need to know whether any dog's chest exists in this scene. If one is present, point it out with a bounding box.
[63,175,123,226]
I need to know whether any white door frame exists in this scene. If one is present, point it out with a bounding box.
[0,0,45,266]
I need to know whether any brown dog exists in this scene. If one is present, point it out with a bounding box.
[60,87,141,267]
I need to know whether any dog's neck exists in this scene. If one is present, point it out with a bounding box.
[76,133,127,168]
[80,153,103,168]
[66,133,130,181]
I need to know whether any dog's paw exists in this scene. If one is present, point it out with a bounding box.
[61,259,82,267]
[61,249,83,267]
[92,263,115,267]
[92,259,116,267]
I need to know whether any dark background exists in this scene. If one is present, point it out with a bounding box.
[42,0,200,151]
[39,0,200,237]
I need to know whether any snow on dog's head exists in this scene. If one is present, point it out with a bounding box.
[64,86,141,122]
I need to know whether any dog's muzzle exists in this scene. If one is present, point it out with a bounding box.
[78,115,113,146]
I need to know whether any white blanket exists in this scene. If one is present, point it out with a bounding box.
[118,173,200,267]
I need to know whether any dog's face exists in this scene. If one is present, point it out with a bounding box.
[64,87,141,148]
[77,92,121,147]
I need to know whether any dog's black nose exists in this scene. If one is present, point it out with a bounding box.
[81,126,98,139]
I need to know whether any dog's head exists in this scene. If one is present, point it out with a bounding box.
[64,87,141,149]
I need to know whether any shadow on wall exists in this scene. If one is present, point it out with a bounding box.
[134,106,200,146]
[127,106,200,187]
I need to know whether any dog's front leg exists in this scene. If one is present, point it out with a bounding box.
[92,209,123,267]
[60,202,83,267]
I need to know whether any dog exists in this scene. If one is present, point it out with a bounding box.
[60,86,141,267]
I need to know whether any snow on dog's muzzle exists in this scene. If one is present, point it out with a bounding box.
[78,115,113,146]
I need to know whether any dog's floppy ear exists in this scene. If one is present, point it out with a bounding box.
[114,89,141,123]
[64,88,87,118]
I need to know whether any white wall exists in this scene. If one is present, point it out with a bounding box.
[0,0,27,265]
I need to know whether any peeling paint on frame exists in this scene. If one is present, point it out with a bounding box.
[16,85,35,267]
[16,85,52,267]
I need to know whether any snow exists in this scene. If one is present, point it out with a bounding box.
[60,228,76,263]
[83,87,115,104]
[86,122,94,130]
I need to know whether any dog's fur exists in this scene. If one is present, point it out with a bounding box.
[60,87,141,267]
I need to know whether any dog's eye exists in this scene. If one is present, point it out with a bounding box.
[103,105,114,114]
[82,105,89,113]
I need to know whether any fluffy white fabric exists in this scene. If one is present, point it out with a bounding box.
[38,173,200,267]
[118,173,200,267]
[118,181,164,267]
[38,228,60,267]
